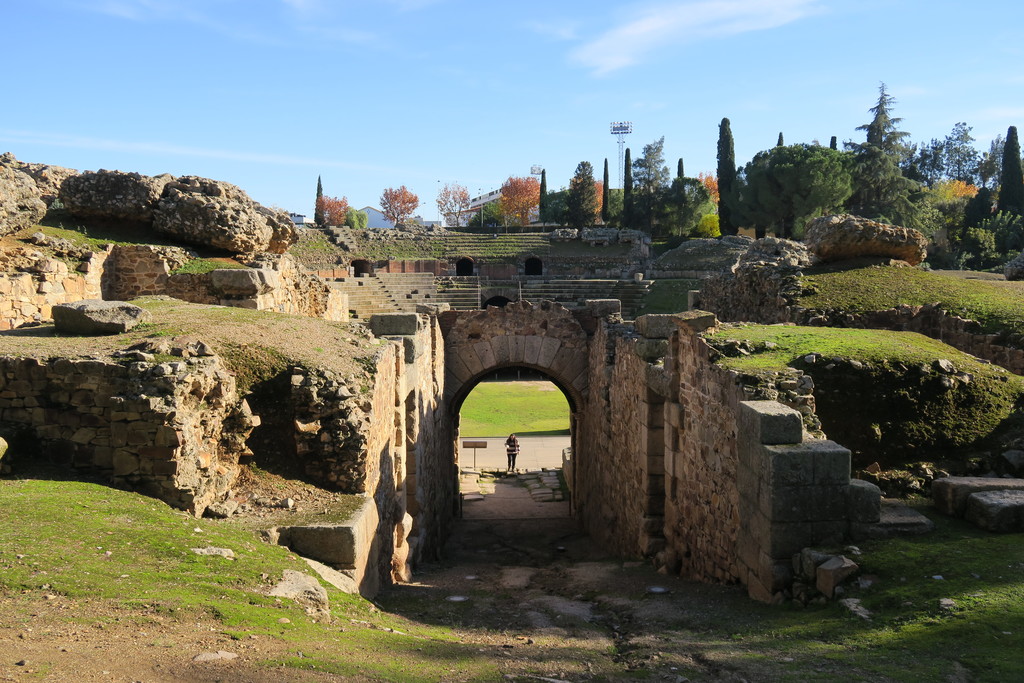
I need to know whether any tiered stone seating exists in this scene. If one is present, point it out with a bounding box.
[374,272,439,309]
[327,276,400,319]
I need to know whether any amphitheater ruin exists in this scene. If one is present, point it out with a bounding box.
[6,160,977,605]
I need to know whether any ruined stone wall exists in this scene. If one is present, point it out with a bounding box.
[0,249,107,330]
[575,325,651,558]
[663,320,748,585]
[0,349,252,514]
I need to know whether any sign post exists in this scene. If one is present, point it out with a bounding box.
[462,440,487,469]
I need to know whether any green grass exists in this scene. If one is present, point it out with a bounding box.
[798,265,1024,335]
[709,324,1024,465]
[0,477,502,681]
[459,380,570,437]
[169,258,248,275]
[639,278,701,314]
[708,324,1016,376]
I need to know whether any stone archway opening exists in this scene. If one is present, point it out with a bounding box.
[455,257,475,276]
[524,257,543,276]
[352,259,373,277]
[453,366,575,519]
[482,295,512,309]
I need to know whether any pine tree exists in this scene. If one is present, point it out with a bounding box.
[777,132,784,147]
[314,175,325,226]
[566,161,599,229]
[856,82,910,157]
[539,169,548,222]
[623,148,633,228]
[677,158,684,179]
[717,118,738,235]
[830,136,838,150]
[998,126,1024,214]
[601,159,610,224]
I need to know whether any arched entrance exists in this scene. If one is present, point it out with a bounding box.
[455,257,475,276]
[352,259,373,277]
[482,295,512,308]
[524,257,543,276]
[441,301,590,499]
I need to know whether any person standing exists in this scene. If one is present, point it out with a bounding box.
[505,433,520,472]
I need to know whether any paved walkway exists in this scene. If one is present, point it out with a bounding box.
[460,472,570,520]
[457,435,570,472]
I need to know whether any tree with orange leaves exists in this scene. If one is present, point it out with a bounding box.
[315,195,350,227]
[499,176,540,226]
[436,182,471,227]
[698,172,720,206]
[380,186,420,226]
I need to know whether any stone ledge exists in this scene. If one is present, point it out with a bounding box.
[932,476,1024,517]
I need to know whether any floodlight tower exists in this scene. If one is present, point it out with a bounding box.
[610,121,633,187]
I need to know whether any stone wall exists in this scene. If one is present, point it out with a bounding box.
[0,248,107,330]
[574,310,880,602]
[0,245,347,329]
[0,349,252,514]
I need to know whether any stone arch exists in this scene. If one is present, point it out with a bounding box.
[455,257,475,276]
[352,259,373,276]
[481,295,512,309]
[524,256,543,276]
[442,300,589,409]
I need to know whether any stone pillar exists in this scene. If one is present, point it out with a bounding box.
[736,400,875,602]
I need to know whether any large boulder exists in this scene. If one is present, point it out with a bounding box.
[153,176,297,254]
[0,165,47,236]
[654,235,753,273]
[60,169,173,222]
[805,214,928,266]
[1004,251,1024,281]
[52,300,152,335]
[738,236,813,270]
[0,153,78,206]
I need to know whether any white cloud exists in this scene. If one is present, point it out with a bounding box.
[571,0,823,76]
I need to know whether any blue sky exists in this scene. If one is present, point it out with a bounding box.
[5,0,1024,219]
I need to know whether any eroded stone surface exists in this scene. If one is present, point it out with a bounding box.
[805,214,928,265]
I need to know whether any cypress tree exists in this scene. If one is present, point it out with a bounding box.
[314,175,325,226]
[601,158,610,224]
[623,148,634,228]
[777,132,784,147]
[717,118,738,235]
[829,136,838,150]
[677,157,684,179]
[539,169,548,223]
[998,126,1024,215]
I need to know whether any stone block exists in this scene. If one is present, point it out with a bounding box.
[811,486,850,521]
[112,449,139,476]
[770,486,814,522]
[675,310,717,333]
[369,313,420,336]
[635,314,684,340]
[812,441,852,485]
[583,299,621,317]
[473,340,495,370]
[932,476,1024,517]
[524,335,543,365]
[816,555,858,598]
[765,445,815,487]
[964,490,1024,532]
[768,521,812,558]
[740,401,803,445]
[846,479,882,523]
[810,521,848,546]
[537,336,561,367]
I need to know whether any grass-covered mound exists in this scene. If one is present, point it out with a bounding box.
[709,324,1024,467]
[653,236,749,271]
[459,380,570,437]
[797,265,1024,335]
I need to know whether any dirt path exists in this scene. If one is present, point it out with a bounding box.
[376,472,770,681]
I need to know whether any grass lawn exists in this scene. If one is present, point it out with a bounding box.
[798,265,1024,335]
[459,380,570,437]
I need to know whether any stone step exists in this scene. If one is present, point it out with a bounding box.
[932,476,1024,516]
[965,490,1024,532]
[850,499,935,540]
